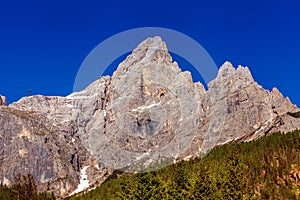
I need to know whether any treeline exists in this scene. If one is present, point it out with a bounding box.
[0,174,55,200]
[67,130,300,200]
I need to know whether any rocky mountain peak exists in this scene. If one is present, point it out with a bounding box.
[214,61,254,82]
[132,36,171,63]
[208,62,254,93]
[1,37,300,197]
[112,36,175,78]
[217,61,235,77]
[271,87,282,96]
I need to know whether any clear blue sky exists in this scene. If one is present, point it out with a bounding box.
[0,0,299,106]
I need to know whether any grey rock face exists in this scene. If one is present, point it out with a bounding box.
[84,37,199,172]
[0,105,111,197]
[1,36,300,196]
[196,62,299,153]
[6,79,113,197]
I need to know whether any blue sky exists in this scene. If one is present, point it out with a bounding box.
[0,0,299,106]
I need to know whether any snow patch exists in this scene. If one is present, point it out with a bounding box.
[132,102,161,112]
[66,94,97,100]
[2,177,10,186]
[88,186,97,192]
[183,155,192,161]
[71,138,75,143]
[136,150,151,161]
[244,118,274,142]
[219,138,234,146]
[69,166,90,196]
[173,154,179,164]
[66,104,74,108]
[94,164,100,170]
[254,118,273,135]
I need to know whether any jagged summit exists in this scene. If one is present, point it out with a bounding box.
[112,36,176,78]
[134,36,169,54]
[214,61,253,81]
[217,61,236,77]
[1,37,300,197]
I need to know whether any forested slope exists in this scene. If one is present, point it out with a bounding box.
[67,130,300,200]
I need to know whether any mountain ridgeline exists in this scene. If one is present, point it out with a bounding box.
[0,37,300,198]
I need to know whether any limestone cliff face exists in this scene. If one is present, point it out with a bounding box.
[4,81,112,197]
[0,36,299,197]
[84,37,199,172]
[197,62,299,154]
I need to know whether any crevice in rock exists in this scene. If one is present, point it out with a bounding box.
[102,77,111,135]
[140,73,145,102]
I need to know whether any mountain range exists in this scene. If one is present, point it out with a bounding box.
[0,37,299,198]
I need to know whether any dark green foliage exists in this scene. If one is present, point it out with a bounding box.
[68,130,300,200]
[0,174,55,200]
[287,111,300,118]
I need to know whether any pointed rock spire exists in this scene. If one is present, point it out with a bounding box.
[217,61,235,78]
[112,36,178,78]
[138,36,172,63]
[130,37,171,63]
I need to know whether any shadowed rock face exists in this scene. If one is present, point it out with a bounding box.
[0,36,299,197]
[0,96,6,106]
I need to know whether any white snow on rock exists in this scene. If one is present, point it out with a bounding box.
[132,102,161,112]
[136,150,151,161]
[183,155,193,161]
[69,165,90,196]
[66,104,74,108]
[255,118,273,134]
[66,94,97,100]
[219,138,234,146]
[244,118,274,142]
